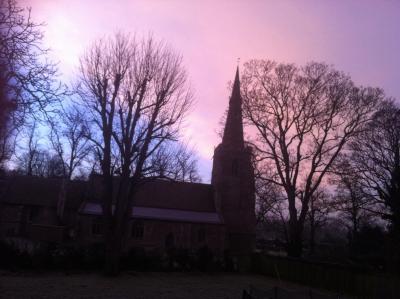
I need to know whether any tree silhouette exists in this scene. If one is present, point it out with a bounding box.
[241,60,381,257]
[76,33,192,274]
[347,100,400,239]
[48,107,91,179]
[307,188,332,255]
[0,0,64,166]
[331,158,373,249]
[147,142,201,183]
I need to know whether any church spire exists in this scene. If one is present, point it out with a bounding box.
[222,67,244,149]
[211,66,256,253]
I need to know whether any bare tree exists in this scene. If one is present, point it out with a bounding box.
[15,121,41,176]
[255,177,289,244]
[13,120,67,177]
[0,113,13,170]
[307,188,332,255]
[46,154,66,178]
[76,33,192,274]
[147,142,201,182]
[0,0,64,166]
[330,158,372,246]
[346,100,400,238]
[0,60,14,169]
[241,60,381,257]
[48,107,91,179]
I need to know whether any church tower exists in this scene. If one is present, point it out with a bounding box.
[212,67,255,253]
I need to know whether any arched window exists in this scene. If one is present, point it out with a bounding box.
[131,220,144,239]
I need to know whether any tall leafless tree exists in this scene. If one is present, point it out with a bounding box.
[76,33,192,274]
[241,60,381,257]
[0,0,64,166]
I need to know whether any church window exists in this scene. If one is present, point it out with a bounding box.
[131,220,144,239]
[232,159,239,176]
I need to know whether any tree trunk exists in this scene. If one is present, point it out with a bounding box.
[287,219,303,257]
[101,147,117,275]
[310,216,316,255]
[104,174,132,276]
[309,198,316,255]
[104,232,121,276]
[287,191,304,258]
[104,207,127,276]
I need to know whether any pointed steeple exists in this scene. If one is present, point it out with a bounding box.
[212,66,256,254]
[222,67,244,149]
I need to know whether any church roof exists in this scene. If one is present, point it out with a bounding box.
[80,179,220,224]
[0,175,219,224]
[0,176,87,209]
[134,180,215,212]
[86,176,216,213]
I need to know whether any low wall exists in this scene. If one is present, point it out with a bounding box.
[251,253,400,298]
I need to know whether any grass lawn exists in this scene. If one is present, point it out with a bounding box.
[0,271,347,299]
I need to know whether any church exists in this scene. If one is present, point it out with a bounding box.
[0,69,256,254]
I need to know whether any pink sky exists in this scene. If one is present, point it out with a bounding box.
[23,0,400,181]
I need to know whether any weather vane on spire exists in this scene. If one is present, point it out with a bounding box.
[237,57,240,67]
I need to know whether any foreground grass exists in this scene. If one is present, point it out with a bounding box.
[0,271,344,299]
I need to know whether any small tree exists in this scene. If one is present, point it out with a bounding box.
[15,121,41,176]
[307,188,331,255]
[331,159,373,248]
[48,107,91,179]
[46,154,66,178]
[242,60,381,257]
[147,142,201,182]
[256,180,290,246]
[14,121,67,177]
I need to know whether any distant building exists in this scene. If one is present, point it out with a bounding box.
[0,68,255,254]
